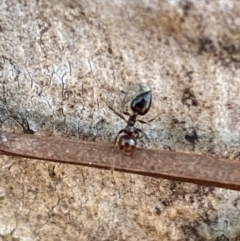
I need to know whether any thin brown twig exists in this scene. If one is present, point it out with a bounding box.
[0,132,240,191]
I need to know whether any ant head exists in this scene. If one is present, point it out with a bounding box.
[118,134,137,156]
[131,90,152,115]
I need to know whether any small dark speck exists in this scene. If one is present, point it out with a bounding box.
[155,207,161,215]
[163,145,172,151]
[24,128,34,134]
[189,196,194,203]
[185,130,198,145]
[108,47,113,54]
[182,88,198,107]
[181,1,192,16]
[150,165,155,171]
[215,234,229,241]
[162,200,170,207]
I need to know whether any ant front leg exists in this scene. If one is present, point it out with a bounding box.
[106,104,127,122]
[138,115,158,124]
[122,111,131,116]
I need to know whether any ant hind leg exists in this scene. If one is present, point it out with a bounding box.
[134,127,149,142]
[113,129,125,150]
[106,103,127,122]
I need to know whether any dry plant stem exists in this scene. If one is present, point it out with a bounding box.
[0,132,239,191]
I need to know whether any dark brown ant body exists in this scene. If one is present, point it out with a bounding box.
[107,90,154,156]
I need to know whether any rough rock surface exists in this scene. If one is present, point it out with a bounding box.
[1,0,240,240]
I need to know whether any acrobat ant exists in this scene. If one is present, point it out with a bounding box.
[107,90,155,156]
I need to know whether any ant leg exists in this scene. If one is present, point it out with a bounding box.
[122,111,131,116]
[111,129,125,174]
[134,127,149,141]
[133,129,140,139]
[106,104,127,122]
[113,129,125,149]
[138,115,158,124]
[135,130,144,139]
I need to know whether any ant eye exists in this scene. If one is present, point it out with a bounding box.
[131,91,152,115]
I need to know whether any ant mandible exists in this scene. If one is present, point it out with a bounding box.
[107,90,154,156]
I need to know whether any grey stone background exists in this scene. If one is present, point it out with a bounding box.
[1,0,240,240]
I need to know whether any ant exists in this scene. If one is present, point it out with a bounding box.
[107,90,155,156]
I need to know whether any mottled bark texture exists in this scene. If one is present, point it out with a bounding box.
[1,0,240,240]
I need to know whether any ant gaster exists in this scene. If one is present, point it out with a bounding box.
[107,90,154,156]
